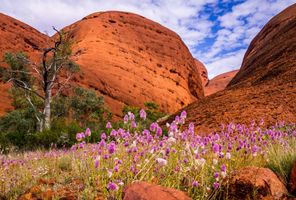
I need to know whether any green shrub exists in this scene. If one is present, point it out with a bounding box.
[33,119,83,148]
[121,101,166,128]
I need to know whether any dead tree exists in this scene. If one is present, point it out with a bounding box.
[2,27,79,131]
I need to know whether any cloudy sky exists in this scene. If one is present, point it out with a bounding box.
[0,0,295,78]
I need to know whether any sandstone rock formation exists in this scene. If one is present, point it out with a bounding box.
[204,70,238,96]
[228,3,296,88]
[224,167,287,200]
[60,11,204,117]
[0,13,49,60]
[0,13,50,116]
[123,181,192,200]
[168,3,296,133]
[194,58,208,87]
[0,11,204,118]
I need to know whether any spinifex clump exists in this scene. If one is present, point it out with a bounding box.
[0,110,295,199]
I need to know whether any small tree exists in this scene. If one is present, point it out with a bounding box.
[69,87,112,129]
[1,28,79,131]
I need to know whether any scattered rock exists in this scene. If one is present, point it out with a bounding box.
[18,178,95,200]
[289,160,296,195]
[224,166,287,200]
[123,181,192,200]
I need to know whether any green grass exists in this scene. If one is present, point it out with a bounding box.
[0,121,295,199]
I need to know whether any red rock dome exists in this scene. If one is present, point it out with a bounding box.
[204,70,238,96]
[59,11,204,116]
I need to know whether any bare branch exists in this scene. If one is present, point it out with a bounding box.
[6,69,35,75]
[25,94,41,123]
[52,74,73,98]
[7,78,45,100]
[41,27,63,93]
[32,66,43,81]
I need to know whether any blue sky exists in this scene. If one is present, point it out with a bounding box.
[0,0,295,78]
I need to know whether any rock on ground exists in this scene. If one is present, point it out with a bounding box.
[289,160,296,195]
[123,181,192,200]
[224,166,287,200]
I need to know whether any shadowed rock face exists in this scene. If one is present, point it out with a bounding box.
[228,3,296,87]
[0,13,50,60]
[193,59,237,96]
[204,70,238,96]
[168,3,296,133]
[0,13,50,116]
[59,11,204,117]
[194,58,208,88]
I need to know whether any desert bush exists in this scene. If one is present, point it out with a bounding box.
[0,86,110,150]
[119,101,166,130]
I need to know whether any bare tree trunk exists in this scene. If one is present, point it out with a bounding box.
[38,120,44,132]
[43,88,51,130]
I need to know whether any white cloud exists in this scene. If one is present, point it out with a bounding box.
[0,0,215,41]
[205,49,246,78]
[196,0,295,78]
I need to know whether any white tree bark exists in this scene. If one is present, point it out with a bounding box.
[43,88,51,130]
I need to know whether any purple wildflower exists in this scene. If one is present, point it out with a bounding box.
[76,133,83,142]
[150,123,158,132]
[123,114,129,123]
[214,172,219,179]
[156,158,167,166]
[85,128,91,137]
[128,112,135,121]
[213,182,220,189]
[110,130,118,137]
[221,164,226,172]
[156,127,162,136]
[212,143,220,154]
[101,132,107,140]
[107,182,118,191]
[131,121,137,128]
[108,142,116,154]
[139,109,147,120]
[192,181,199,187]
[252,145,258,156]
[106,122,112,129]
[99,139,106,148]
[180,110,187,119]
[94,158,99,168]
[114,165,119,172]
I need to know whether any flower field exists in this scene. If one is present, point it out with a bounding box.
[1,110,296,199]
